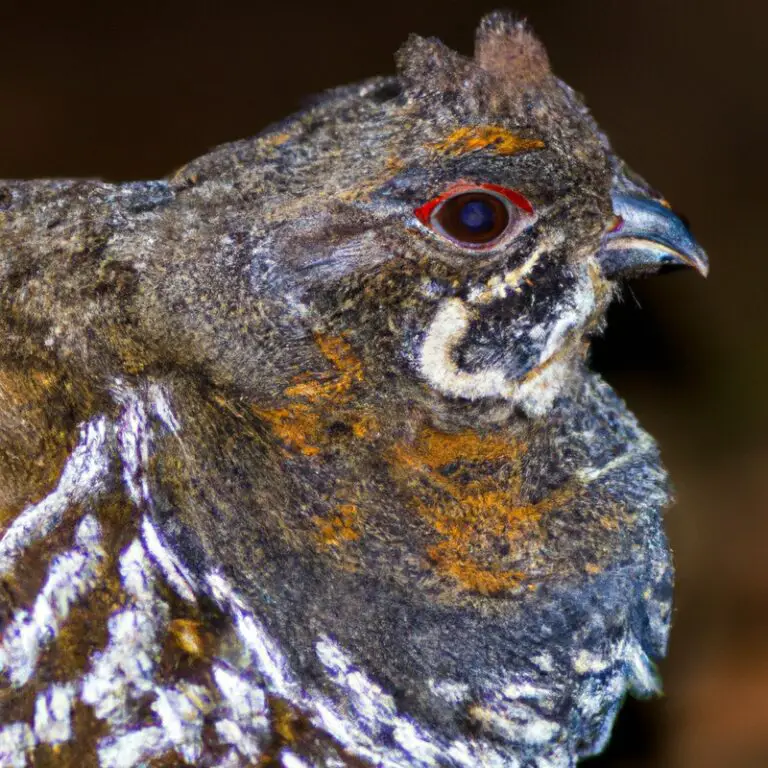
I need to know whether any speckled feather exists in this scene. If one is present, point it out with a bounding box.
[0,13,689,767]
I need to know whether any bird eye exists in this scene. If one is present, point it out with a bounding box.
[414,184,533,249]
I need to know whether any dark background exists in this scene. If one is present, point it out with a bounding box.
[1,2,765,765]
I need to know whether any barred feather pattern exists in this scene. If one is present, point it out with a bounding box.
[0,381,669,768]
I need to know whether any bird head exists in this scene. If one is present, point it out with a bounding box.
[167,13,706,420]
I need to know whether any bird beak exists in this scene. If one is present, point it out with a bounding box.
[598,193,709,279]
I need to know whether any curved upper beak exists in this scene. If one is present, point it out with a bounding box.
[599,193,709,279]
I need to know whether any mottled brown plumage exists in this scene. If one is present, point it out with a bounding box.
[0,13,706,767]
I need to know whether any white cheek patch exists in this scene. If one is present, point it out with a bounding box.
[418,298,513,400]
[515,357,571,417]
[537,274,596,362]
[418,268,597,414]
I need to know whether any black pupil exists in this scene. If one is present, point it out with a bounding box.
[434,192,510,246]
[458,200,496,233]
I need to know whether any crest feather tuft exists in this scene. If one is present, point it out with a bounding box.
[474,11,552,88]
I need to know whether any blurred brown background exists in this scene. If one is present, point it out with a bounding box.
[0,1,764,765]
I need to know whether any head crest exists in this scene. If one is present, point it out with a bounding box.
[474,11,553,88]
[395,12,556,116]
[395,33,489,94]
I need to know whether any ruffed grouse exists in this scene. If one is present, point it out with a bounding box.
[0,12,707,767]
